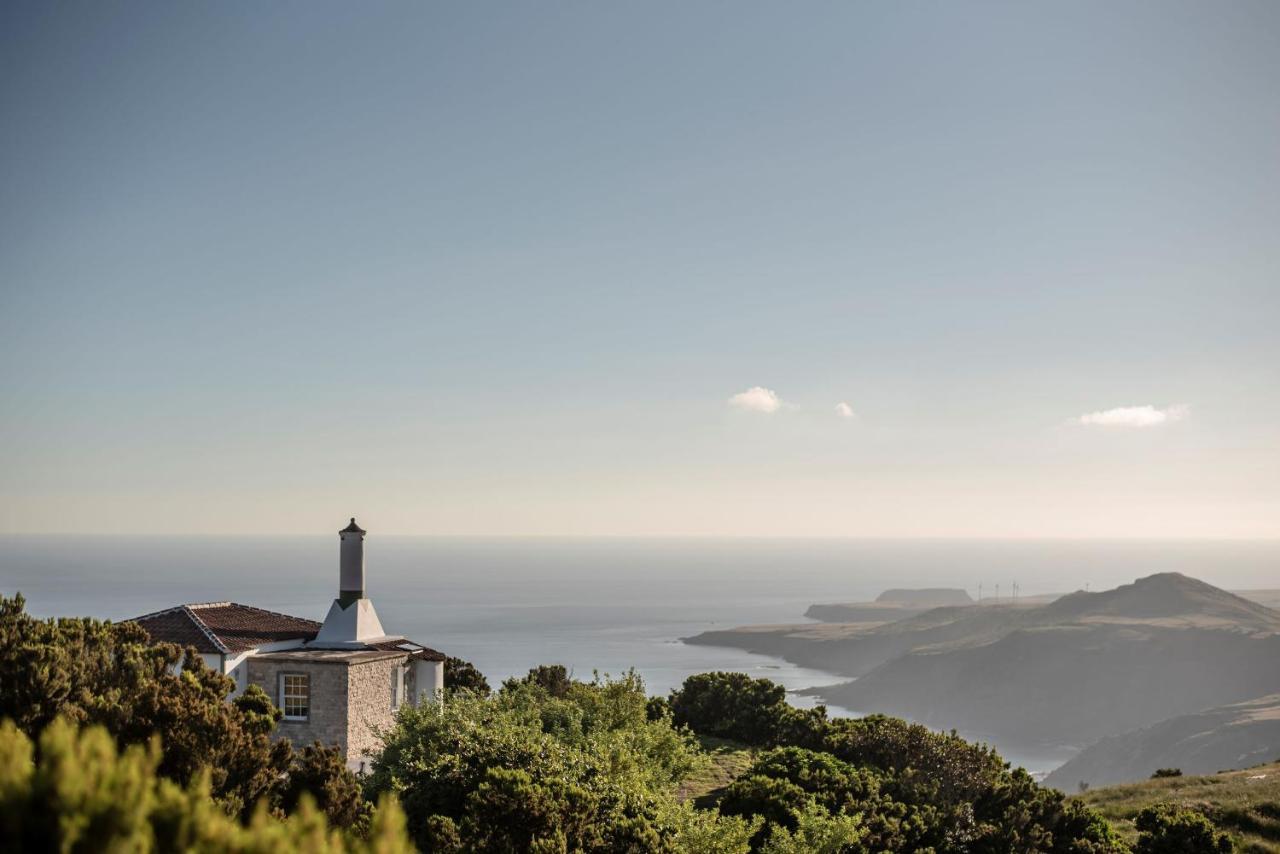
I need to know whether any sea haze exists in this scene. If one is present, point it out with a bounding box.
[3,536,1277,774]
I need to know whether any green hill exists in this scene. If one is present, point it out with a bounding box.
[1075,761,1280,853]
[687,574,1280,754]
[1046,694,1280,790]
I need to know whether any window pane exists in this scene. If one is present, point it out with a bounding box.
[281,673,309,718]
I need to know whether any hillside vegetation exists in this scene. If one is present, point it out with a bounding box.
[1,590,1140,852]
[1047,695,1280,790]
[3,590,1261,851]
[1077,762,1280,853]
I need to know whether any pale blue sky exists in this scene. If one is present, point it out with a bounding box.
[2,2,1277,536]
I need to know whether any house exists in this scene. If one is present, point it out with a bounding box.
[131,518,445,770]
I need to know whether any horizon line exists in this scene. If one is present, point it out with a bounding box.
[2,532,1278,542]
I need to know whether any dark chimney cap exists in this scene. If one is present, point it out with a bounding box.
[339,517,366,534]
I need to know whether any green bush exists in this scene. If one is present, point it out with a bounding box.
[668,673,1129,853]
[367,670,755,852]
[502,663,574,698]
[668,672,825,748]
[1134,803,1233,853]
[758,803,868,854]
[0,718,411,853]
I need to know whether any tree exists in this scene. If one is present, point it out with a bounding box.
[821,714,1004,806]
[443,656,490,695]
[279,742,372,832]
[0,718,412,853]
[502,664,573,698]
[668,672,790,745]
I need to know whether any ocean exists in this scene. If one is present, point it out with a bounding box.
[4,535,1277,775]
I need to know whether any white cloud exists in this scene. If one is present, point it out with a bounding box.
[728,386,782,413]
[835,402,855,419]
[1076,404,1188,428]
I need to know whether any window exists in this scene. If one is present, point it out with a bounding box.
[391,664,405,709]
[280,673,310,720]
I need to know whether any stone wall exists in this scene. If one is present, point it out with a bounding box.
[345,655,408,763]
[246,658,350,756]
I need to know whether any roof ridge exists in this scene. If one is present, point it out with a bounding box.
[220,601,322,627]
[129,604,190,622]
[182,605,230,654]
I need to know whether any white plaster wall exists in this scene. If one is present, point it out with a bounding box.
[223,640,309,696]
[413,659,444,704]
[315,598,386,644]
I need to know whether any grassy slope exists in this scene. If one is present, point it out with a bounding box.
[1076,762,1280,853]
[1045,693,1280,790]
[677,736,755,807]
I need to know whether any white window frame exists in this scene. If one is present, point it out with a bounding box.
[391,664,405,710]
[279,672,310,721]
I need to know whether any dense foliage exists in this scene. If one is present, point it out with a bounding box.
[443,655,491,695]
[366,668,752,852]
[2,590,1248,853]
[0,718,411,853]
[0,593,364,827]
[672,672,1127,853]
[1133,804,1233,854]
[1074,762,1275,853]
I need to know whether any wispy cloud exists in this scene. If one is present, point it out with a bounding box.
[1076,404,1188,428]
[835,402,855,419]
[728,386,783,413]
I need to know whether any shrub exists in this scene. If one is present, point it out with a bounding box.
[1134,803,1233,853]
[0,718,411,853]
[758,803,868,854]
[367,671,709,851]
[670,673,1127,854]
[718,775,814,842]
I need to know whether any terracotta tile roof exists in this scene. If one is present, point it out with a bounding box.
[130,602,446,660]
[130,603,320,654]
[129,606,221,652]
[368,638,447,662]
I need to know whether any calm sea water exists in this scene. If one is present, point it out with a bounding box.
[4,536,1277,774]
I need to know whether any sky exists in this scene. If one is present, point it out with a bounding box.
[1,2,1278,538]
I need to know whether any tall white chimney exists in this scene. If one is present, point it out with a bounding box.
[338,517,365,604]
[313,516,388,646]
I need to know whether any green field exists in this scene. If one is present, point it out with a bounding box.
[1076,762,1280,853]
